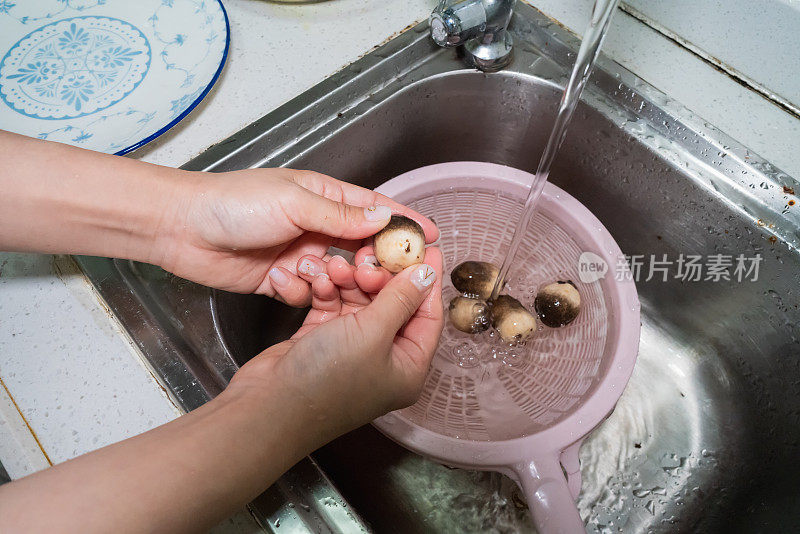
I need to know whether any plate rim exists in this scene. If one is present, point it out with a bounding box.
[59,0,230,156]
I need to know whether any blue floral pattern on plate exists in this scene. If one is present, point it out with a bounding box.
[0,0,228,154]
[1,17,150,119]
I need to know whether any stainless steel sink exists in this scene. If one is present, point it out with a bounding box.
[78,3,800,532]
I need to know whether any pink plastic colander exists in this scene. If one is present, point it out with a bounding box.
[372,162,640,533]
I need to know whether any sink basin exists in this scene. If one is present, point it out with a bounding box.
[79,3,800,532]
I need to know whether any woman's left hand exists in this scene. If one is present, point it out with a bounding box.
[158,168,438,306]
[1,131,433,306]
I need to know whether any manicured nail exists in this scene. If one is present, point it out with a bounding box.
[357,262,376,272]
[364,205,391,221]
[410,264,436,291]
[362,254,378,265]
[268,267,290,288]
[316,273,330,281]
[298,258,321,276]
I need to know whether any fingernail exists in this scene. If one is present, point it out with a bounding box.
[364,205,391,222]
[410,264,436,291]
[358,262,376,272]
[268,267,290,288]
[317,273,330,281]
[298,258,321,276]
[362,254,377,265]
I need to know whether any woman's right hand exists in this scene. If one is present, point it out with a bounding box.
[227,247,444,439]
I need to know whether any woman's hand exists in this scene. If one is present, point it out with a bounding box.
[159,168,438,306]
[0,131,437,306]
[228,247,444,437]
[0,250,444,534]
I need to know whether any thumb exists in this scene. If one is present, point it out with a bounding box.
[290,189,393,239]
[361,263,437,334]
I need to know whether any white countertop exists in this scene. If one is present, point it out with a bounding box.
[1,0,797,531]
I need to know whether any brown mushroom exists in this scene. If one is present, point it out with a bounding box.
[373,215,426,273]
[490,295,537,342]
[450,261,501,300]
[535,281,581,327]
[448,296,490,334]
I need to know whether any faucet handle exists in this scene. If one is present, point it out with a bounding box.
[429,0,487,48]
[429,0,516,72]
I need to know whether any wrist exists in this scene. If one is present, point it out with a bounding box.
[139,168,199,268]
[223,359,333,454]
[225,341,361,453]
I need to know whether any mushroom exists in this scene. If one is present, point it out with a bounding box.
[490,295,537,342]
[448,296,490,334]
[450,261,501,300]
[373,215,426,273]
[535,281,581,327]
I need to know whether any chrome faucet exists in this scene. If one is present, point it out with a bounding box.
[429,0,516,72]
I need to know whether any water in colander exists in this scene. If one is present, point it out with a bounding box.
[399,187,609,441]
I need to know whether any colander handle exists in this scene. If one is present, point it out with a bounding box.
[516,455,584,534]
[560,441,583,499]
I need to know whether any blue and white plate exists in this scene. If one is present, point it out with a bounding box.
[0,0,229,154]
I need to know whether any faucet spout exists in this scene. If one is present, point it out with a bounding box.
[430,0,516,72]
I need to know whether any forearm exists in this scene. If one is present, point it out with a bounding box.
[0,359,324,533]
[0,130,189,263]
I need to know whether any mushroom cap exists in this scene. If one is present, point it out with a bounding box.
[448,296,490,334]
[450,261,500,300]
[490,295,537,342]
[373,215,426,273]
[535,281,581,328]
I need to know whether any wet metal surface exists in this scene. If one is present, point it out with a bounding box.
[80,3,800,532]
